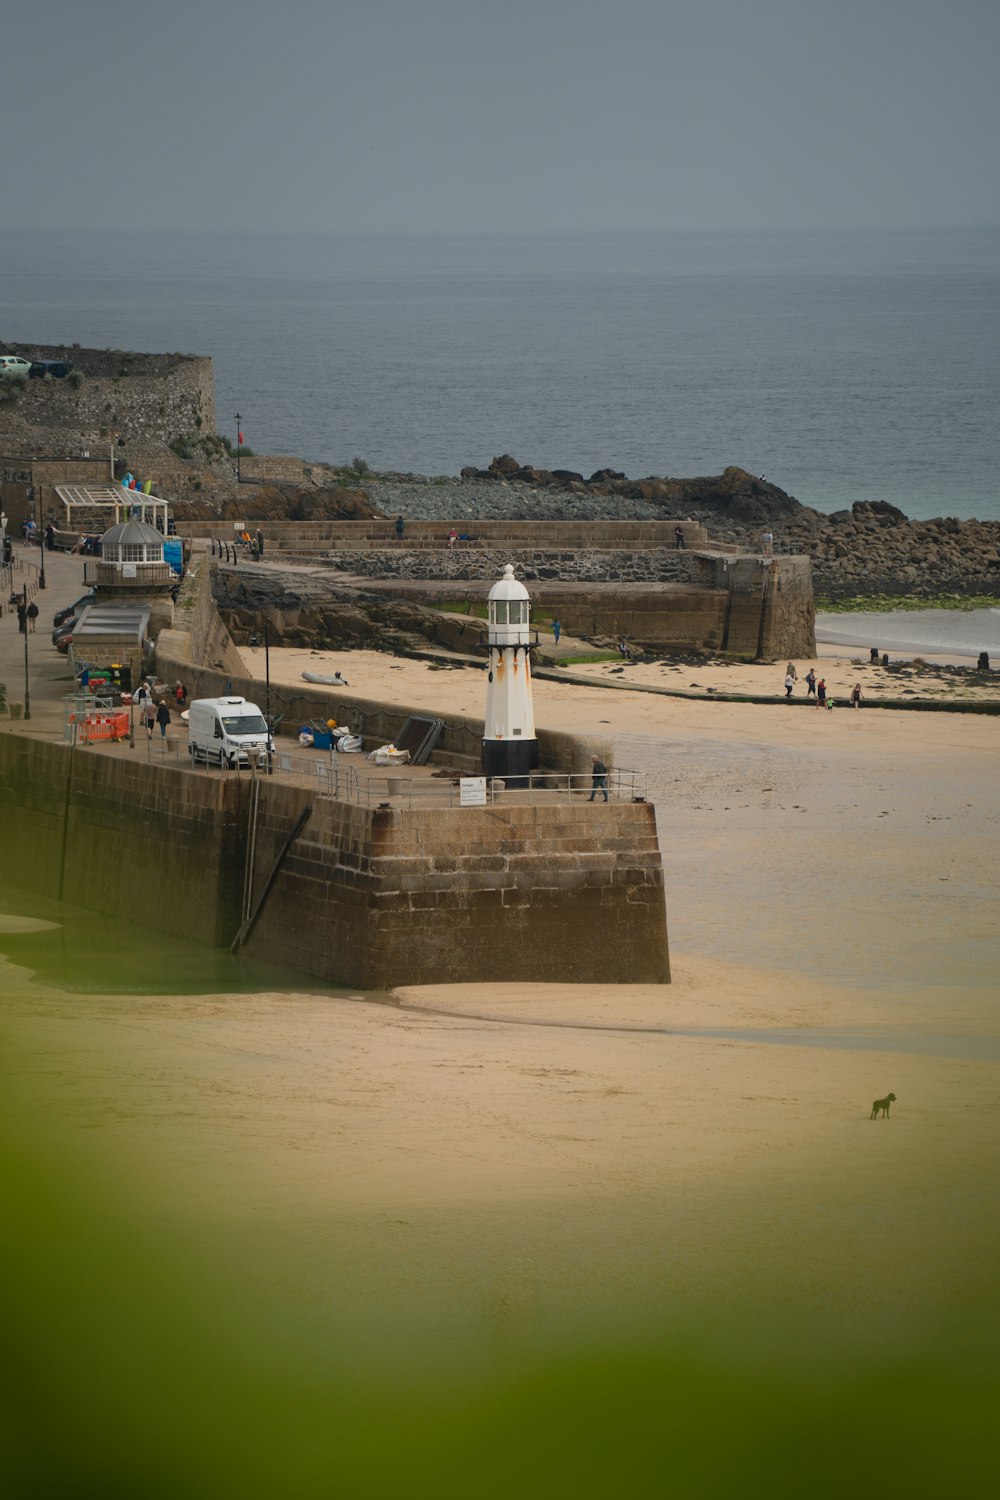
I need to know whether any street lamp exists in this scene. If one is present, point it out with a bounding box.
[235,411,242,483]
[36,487,46,591]
[248,625,272,774]
[22,585,31,721]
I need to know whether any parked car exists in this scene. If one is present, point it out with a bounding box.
[53,591,95,629]
[0,355,31,380]
[53,615,81,647]
[54,629,75,655]
[29,360,72,379]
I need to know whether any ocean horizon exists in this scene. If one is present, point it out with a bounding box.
[2,226,998,522]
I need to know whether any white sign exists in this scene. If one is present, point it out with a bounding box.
[122,563,137,578]
[459,776,487,807]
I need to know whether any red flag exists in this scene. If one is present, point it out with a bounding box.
[238,431,244,445]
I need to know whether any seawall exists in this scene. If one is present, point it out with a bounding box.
[0,734,670,987]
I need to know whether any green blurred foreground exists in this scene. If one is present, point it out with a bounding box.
[2,1068,996,1498]
[1,895,997,1497]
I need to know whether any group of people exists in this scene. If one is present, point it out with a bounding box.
[132,679,187,740]
[237,529,265,557]
[15,599,39,634]
[784,663,864,710]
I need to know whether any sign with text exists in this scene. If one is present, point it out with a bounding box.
[459,776,487,807]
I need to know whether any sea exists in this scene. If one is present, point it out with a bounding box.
[2,226,998,523]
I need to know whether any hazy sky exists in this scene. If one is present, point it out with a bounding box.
[5,0,998,233]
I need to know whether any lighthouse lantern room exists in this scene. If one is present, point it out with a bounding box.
[482,564,539,781]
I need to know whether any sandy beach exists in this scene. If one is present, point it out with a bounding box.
[3,634,998,1490]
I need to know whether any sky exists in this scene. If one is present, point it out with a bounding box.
[4,0,999,234]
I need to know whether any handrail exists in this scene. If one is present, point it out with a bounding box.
[136,737,647,806]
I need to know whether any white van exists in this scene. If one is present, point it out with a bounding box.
[187,696,274,768]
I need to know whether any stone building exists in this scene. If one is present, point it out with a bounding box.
[85,517,176,638]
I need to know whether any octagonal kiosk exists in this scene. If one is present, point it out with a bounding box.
[482,564,538,782]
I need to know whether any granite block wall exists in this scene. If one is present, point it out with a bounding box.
[0,735,245,945]
[0,734,670,988]
[244,796,670,988]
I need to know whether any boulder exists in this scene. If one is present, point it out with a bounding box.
[489,454,522,477]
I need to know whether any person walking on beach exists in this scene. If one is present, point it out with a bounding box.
[805,668,816,697]
[552,618,561,644]
[588,754,609,803]
[851,683,863,710]
[155,700,171,740]
[816,677,827,709]
[784,669,795,698]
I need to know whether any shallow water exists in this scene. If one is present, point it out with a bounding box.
[816,607,1000,658]
[0,884,331,997]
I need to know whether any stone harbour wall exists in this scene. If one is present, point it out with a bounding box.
[0,734,245,945]
[241,789,671,988]
[0,349,216,455]
[0,732,670,988]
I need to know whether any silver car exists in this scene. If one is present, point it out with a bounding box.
[0,355,31,380]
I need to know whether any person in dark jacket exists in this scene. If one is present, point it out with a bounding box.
[155,700,172,739]
[588,755,609,803]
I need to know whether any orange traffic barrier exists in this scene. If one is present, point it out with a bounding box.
[81,711,130,744]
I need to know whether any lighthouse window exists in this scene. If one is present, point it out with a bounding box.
[509,601,527,624]
[492,600,508,624]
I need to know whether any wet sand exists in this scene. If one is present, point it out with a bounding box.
[3,636,998,1485]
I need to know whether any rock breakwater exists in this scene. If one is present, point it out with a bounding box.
[371,462,1000,602]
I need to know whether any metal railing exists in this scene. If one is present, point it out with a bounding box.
[104,733,647,806]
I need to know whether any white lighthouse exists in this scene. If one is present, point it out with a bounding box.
[482,564,538,781]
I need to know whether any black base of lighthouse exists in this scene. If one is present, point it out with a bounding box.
[481,737,538,784]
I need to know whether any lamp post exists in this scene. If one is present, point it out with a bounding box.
[35,486,46,590]
[235,412,242,483]
[249,625,272,774]
[22,585,31,721]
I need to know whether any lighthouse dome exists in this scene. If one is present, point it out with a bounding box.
[487,563,530,603]
[486,563,530,641]
[100,518,165,563]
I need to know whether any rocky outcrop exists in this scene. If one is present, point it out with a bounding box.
[211,565,488,657]
[382,462,1000,601]
[458,455,801,524]
[719,502,1000,601]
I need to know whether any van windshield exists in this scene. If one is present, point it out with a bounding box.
[220,713,268,736]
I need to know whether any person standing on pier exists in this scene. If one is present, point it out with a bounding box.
[589,755,609,803]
